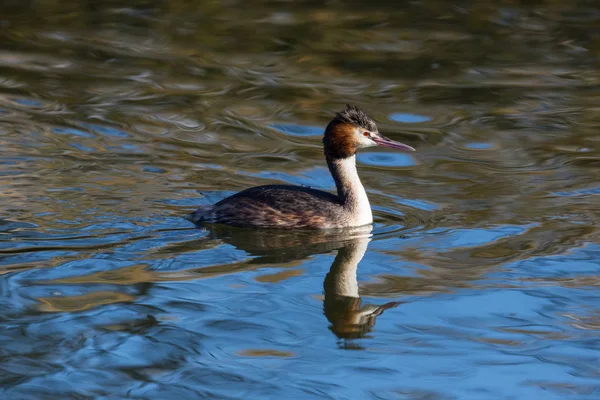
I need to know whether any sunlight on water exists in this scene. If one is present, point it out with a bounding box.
[358,152,417,167]
[1,0,600,399]
[389,113,432,124]
[270,123,324,137]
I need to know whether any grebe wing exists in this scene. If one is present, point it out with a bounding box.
[218,184,339,206]
[189,185,341,228]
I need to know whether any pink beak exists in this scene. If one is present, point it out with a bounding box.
[372,134,416,152]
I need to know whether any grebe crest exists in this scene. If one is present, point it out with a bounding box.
[323,104,380,160]
[186,105,415,229]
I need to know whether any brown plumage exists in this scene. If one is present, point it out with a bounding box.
[323,105,378,159]
[191,185,338,228]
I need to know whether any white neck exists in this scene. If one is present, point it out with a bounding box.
[327,155,373,226]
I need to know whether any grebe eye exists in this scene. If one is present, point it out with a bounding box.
[363,132,370,137]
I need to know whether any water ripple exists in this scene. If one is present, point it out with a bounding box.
[1,1,600,398]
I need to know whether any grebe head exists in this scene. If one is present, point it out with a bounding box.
[323,104,415,159]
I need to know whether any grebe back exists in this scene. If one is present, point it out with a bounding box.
[186,105,415,229]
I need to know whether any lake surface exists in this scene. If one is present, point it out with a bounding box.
[1,1,600,398]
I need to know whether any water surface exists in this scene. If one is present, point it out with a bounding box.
[1,1,600,398]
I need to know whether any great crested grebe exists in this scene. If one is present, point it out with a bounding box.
[186,105,415,229]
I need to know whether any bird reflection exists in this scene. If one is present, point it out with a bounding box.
[191,223,400,341]
[323,234,400,340]
[36,220,400,341]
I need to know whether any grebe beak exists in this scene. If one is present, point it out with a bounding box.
[372,134,416,152]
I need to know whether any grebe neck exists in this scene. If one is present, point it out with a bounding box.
[326,154,373,225]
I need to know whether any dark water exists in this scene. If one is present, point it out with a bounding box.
[2,1,600,398]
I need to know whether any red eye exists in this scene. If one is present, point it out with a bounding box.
[363,132,369,137]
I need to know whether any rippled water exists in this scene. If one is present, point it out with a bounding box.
[1,1,600,398]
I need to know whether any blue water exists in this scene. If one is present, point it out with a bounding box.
[1,1,600,399]
[3,218,599,398]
